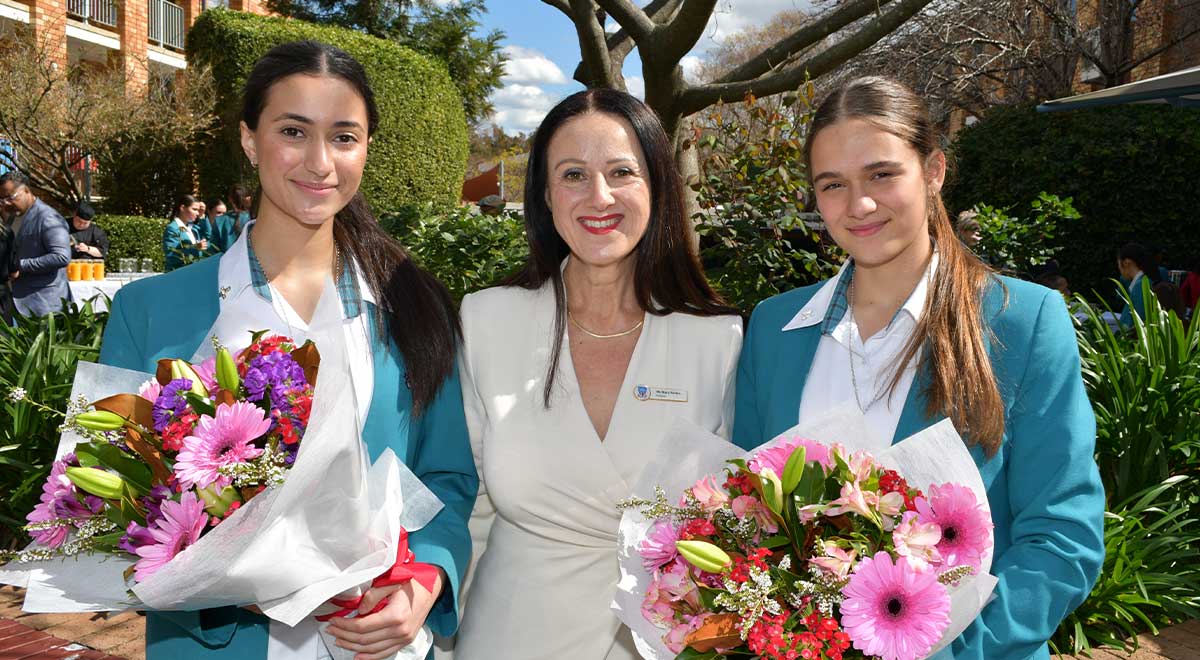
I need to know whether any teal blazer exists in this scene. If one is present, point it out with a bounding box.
[1118,274,1149,328]
[197,212,248,254]
[161,221,205,272]
[733,276,1105,660]
[98,256,478,659]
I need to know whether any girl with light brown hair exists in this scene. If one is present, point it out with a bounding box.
[732,76,1105,659]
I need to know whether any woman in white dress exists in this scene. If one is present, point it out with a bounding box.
[453,89,743,659]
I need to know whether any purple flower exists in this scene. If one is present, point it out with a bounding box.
[26,454,99,548]
[141,485,174,527]
[118,521,156,554]
[243,353,307,408]
[152,378,194,432]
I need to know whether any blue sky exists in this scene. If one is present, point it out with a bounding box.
[476,0,817,133]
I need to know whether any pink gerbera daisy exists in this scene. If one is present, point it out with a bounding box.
[174,402,270,490]
[841,551,951,660]
[133,491,208,582]
[915,483,993,572]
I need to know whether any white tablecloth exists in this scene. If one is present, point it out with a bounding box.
[68,277,139,312]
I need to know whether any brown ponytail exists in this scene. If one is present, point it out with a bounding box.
[806,77,1006,456]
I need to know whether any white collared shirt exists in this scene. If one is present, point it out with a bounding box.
[173,217,198,243]
[783,254,938,453]
[213,225,378,659]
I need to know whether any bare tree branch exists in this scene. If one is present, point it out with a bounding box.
[572,0,685,84]
[569,0,619,88]
[540,0,571,15]
[680,0,936,115]
[595,0,655,42]
[655,0,720,65]
[715,0,902,84]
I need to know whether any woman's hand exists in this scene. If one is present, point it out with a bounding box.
[325,569,445,660]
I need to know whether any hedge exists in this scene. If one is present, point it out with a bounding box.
[945,104,1200,298]
[186,9,469,212]
[95,215,169,273]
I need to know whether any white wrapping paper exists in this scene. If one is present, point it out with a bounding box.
[2,278,444,660]
[613,404,997,660]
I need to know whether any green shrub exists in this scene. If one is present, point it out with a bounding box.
[969,192,1079,278]
[95,214,169,273]
[1052,476,1200,656]
[0,300,107,549]
[1074,281,1200,503]
[186,9,469,212]
[381,204,527,301]
[96,142,195,218]
[692,91,842,315]
[946,104,1200,299]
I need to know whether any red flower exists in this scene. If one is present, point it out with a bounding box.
[680,518,716,540]
[724,473,754,496]
[292,394,313,426]
[880,469,924,511]
[161,411,199,452]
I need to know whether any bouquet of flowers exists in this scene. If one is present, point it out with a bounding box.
[614,408,997,660]
[1,282,445,659]
[2,331,318,584]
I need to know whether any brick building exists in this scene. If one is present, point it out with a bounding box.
[0,0,269,94]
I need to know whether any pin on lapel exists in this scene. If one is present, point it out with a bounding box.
[219,285,231,300]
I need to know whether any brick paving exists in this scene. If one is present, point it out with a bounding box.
[0,586,143,660]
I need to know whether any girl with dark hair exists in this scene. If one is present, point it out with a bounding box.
[733,77,1104,659]
[453,88,741,658]
[1117,242,1161,327]
[162,194,208,271]
[100,40,477,659]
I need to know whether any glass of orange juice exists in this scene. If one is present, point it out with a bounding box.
[91,261,105,280]
[67,261,81,281]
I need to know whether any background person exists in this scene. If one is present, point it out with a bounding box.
[0,171,71,317]
[0,207,14,324]
[162,194,208,271]
[1116,242,1162,328]
[69,201,110,260]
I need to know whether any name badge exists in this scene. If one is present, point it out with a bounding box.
[633,385,688,403]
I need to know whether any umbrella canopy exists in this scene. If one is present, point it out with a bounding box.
[1037,64,1200,112]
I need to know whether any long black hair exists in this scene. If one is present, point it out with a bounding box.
[1118,243,1163,284]
[507,88,736,405]
[241,40,460,413]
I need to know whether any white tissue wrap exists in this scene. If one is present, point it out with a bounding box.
[612,404,998,660]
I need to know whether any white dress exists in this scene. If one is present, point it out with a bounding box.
[453,283,742,660]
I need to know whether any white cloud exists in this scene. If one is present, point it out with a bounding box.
[702,0,818,46]
[625,76,645,99]
[488,82,563,133]
[501,45,568,85]
[679,56,704,83]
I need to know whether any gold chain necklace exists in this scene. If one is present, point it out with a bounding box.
[568,309,644,339]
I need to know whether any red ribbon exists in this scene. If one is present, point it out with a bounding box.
[314,528,441,622]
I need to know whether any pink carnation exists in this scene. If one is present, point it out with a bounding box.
[748,435,832,477]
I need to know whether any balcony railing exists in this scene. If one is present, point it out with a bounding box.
[66,0,118,29]
[148,0,186,51]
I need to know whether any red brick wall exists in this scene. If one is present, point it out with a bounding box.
[119,0,149,93]
[28,0,68,70]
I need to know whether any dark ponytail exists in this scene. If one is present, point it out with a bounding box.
[1118,243,1162,284]
[241,40,460,412]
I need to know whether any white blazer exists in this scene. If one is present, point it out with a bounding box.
[451,282,742,659]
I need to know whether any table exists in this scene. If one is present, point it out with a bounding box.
[67,274,153,312]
